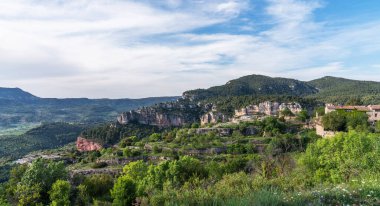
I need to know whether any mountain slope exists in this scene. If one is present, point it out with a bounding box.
[307,76,380,104]
[182,74,380,105]
[183,74,318,101]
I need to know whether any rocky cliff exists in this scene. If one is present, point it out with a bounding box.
[76,136,103,152]
[200,112,229,125]
[118,100,202,127]
[235,101,302,117]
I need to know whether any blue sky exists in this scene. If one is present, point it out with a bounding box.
[1,0,380,98]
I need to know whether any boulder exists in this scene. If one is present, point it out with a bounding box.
[76,136,103,152]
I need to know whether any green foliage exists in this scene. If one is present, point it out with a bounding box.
[296,109,309,122]
[322,110,369,131]
[82,174,114,200]
[75,184,90,206]
[81,123,161,144]
[14,184,42,206]
[49,180,71,206]
[314,106,325,117]
[345,97,364,106]
[281,107,294,117]
[0,123,86,162]
[184,74,318,101]
[301,131,380,183]
[21,159,67,192]
[6,159,68,205]
[148,133,161,142]
[375,121,380,133]
[322,111,347,131]
[308,76,380,105]
[111,176,136,206]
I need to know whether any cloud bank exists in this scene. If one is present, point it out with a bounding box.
[0,0,380,98]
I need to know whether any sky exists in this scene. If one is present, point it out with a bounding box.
[1,0,380,99]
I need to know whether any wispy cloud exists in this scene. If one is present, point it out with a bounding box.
[0,0,380,98]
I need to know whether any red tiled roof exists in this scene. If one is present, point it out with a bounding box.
[369,105,380,110]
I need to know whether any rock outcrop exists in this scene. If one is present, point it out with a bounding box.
[118,101,202,127]
[200,112,229,125]
[76,137,103,152]
[235,101,302,117]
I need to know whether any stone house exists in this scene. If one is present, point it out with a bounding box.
[325,104,380,123]
[316,104,380,138]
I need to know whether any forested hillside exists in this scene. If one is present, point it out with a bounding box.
[308,76,380,104]
[183,74,380,105]
[183,74,318,101]
[0,123,87,161]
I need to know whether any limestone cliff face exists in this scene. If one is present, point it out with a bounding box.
[200,112,229,125]
[234,101,302,117]
[76,137,103,152]
[118,101,201,127]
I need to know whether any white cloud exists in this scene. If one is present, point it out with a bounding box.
[0,0,380,98]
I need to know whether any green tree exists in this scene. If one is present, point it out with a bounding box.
[6,164,28,199]
[15,184,42,206]
[149,133,161,142]
[375,121,380,133]
[322,111,346,131]
[21,159,67,192]
[191,123,200,128]
[122,161,148,195]
[345,97,363,106]
[82,174,113,199]
[345,111,368,131]
[49,180,71,206]
[75,184,90,206]
[314,106,325,117]
[296,109,309,122]
[13,159,67,205]
[111,176,136,206]
[301,131,380,183]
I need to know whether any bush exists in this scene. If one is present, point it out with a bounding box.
[301,131,380,183]
[49,180,71,206]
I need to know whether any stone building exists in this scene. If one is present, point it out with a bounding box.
[316,104,380,138]
[325,104,380,123]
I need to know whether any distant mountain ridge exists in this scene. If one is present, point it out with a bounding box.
[183,74,380,104]
[0,87,179,128]
[0,87,38,101]
[183,75,318,100]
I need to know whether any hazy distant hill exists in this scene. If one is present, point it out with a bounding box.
[0,87,179,128]
[0,87,38,101]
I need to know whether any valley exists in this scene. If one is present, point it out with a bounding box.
[1,74,380,205]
